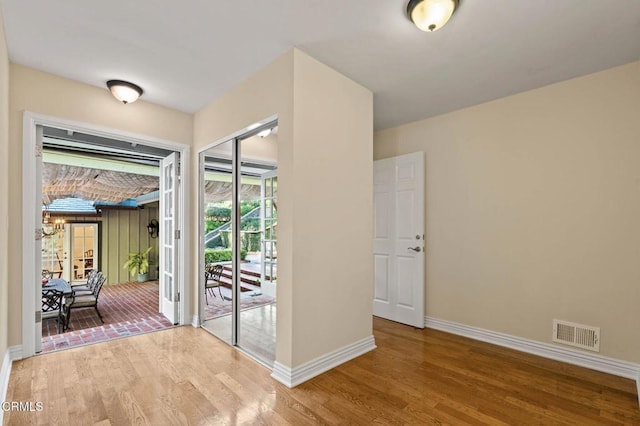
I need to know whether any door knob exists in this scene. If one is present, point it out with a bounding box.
[408,246,421,252]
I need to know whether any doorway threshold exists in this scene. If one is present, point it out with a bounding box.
[40,319,175,354]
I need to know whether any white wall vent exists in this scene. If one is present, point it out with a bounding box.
[552,319,600,352]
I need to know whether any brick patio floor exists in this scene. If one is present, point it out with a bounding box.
[41,281,173,353]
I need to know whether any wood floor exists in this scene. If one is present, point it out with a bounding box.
[203,303,276,364]
[4,317,639,425]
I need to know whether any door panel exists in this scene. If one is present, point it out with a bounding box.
[70,224,98,284]
[35,125,44,353]
[160,152,179,324]
[374,255,389,302]
[373,152,425,328]
[260,170,277,298]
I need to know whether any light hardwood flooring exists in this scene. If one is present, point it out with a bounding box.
[202,303,276,365]
[4,317,639,425]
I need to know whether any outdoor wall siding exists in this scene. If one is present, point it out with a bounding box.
[101,206,159,284]
[55,205,159,285]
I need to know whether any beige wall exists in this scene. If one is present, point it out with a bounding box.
[374,60,640,363]
[194,50,295,364]
[0,9,10,360]
[290,52,373,365]
[194,49,374,368]
[8,64,193,346]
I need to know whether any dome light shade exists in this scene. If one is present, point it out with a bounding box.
[107,80,143,104]
[407,0,458,32]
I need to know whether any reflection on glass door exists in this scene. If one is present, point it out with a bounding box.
[201,122,278,366]
[261,171,277,297]
[201,139,235,344]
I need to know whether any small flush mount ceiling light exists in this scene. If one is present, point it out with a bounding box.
[107,80,144,104]
[407,0,458,32]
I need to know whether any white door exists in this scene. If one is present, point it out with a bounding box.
[35,125,44,352]
[160,152,179,324]
[373,152,425,328]
[69,223,98,284]
[260,170,277,298]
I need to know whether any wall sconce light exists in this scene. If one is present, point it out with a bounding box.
[407,0,458,32]
[107,80,144,104]
[147,219,159,239]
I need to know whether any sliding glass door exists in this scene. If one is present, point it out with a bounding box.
[201,120,278,365]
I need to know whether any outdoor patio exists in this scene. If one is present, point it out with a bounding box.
[41,276,275,353]
[204,287,274,320]
[203,258,276,320]
[41,281,173,353]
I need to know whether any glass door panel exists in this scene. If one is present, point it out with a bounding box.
[160,152,179,324]
[70,224,98,284]
[201,122,278,366]
[238,135,276,365]
[41,225,66,279]
[201,139,234,344]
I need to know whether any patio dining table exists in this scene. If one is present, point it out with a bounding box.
[42,278,72,296]
[41,278,72,325]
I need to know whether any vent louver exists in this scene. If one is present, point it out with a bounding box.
[553,319,600,352]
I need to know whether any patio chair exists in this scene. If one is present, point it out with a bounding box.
[63,273,106,330]
[71,269,101,296]
[204,263,224,304]
[41,288,66,333]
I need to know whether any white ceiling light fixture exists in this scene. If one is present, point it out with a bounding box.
[407,0,459,32]
[106,80,144,104]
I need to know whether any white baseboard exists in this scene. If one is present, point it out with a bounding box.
[0,353,7,425]
[0,345,22,424]
[1,349,11,401]
[9,346,23,362]
[425,316,640,383]
[271,335,376,388]
[191,315,200,328]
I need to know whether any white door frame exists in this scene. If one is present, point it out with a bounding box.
[260,170,277,298]
[159,152,180,324]
[22,111,191,357]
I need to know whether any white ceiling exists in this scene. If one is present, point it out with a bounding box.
[2,1,639,130]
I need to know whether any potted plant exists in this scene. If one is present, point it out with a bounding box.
[123,247,152,282]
